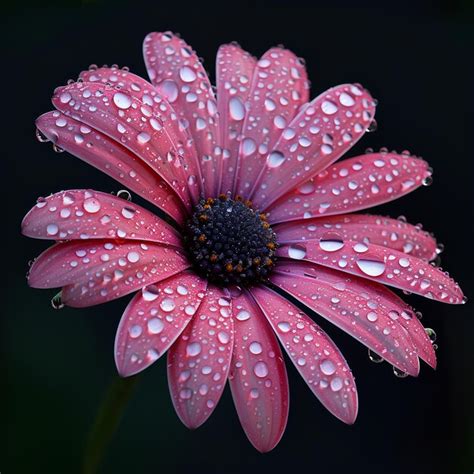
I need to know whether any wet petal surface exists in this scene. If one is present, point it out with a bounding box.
[229,289,289,452]
[115,271,208,376]
[168,286,234,428]
[267,152,431,223]
[22,190,182,247]
[250,286,358,424]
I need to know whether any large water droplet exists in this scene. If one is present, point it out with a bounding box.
[113,92,132,109]
[288,244,307,260]
[267,151,286,168]
[356,259,386,277]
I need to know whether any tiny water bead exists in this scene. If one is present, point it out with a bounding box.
[185,195,278,285]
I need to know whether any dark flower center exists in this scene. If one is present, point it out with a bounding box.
[184,195,278,286]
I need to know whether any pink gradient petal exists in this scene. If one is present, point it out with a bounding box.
[51,81,199,208]
[29,240,188,307]
[35,111,186,224]
[216,44,256,195]
[271,261,428,373]
[78,66,203,203]
[167,286,234,429]
[22,189,182,247]
[267,152,432,223]
[278,239,464,304]
[114,271,208,377]
[234,47,309,197]
[250,84,376,209]
[275,214,438,261]
[143,32,219,197]
[229,289,289,452]
[250,285,358,424]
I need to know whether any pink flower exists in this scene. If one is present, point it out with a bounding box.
[23,32,464,452]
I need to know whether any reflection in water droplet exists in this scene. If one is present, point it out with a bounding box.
[288,244,306,260]
[51,291,64,310]
[267,151,286,168]
[425,327,437,343]
[393,366,408,378]
[356,259,386,277]
[368,349,384,363]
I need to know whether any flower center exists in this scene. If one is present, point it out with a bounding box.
[184,195,278,286]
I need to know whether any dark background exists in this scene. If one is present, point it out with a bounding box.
[2,1,473,473]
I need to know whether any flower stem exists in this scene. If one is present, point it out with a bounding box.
[82,375,140,474]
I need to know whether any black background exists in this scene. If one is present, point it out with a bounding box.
[2,1,473,473]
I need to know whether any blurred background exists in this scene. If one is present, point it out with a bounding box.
[2,1,473,473]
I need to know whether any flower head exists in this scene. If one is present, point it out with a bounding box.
[23,32,464,452]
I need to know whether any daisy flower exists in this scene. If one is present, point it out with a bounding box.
[23,31,465,452]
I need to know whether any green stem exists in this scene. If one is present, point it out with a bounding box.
[82,375,140,474]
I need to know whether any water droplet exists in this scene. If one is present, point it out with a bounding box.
[253,361,269,378]
[320,359,336,375]
[330,377,343,391]
[425,327,437,343]
[356,259,386,277]
[368,349,384,363]
[186,342,201,357]
[366,311,378,322]
[83,197,101,214]
[339,92,355,107]
[46,224,59,236]
[160,298,176,312]
[277,321,291,333]
[267,151,286,168]
[229,97,245,120]
[321,100,338,115]
[236,310,251,321]
[249,341,263,355]
[319,237,344,252]
[113,92,132,109]
[51,292,64,310]
[179,66,197,82]
[288,244,307,260]
[126,251,140,263]
[393,366,408,378]
[147,318,164,334]
[128,325,142,338]
[160,79,178,103]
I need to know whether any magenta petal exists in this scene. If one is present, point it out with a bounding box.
[251,84,376,209]
[278,238,464,304]
[271,261,425,374]
[114,271,208,377]
[275,214,438,261]
[267,152,432,223]
[229,289,289,452]
[29,240,188,306]
[167,286,234,429]
[51,81,198,209]
[234,47,309,197]
[22,189,182,247]
[143,32,219,197]
[35,111,186,224]
[250,285,358,424]
[216,44,256,195]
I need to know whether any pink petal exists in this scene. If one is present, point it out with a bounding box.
[114,271,208,376]
[271,261,425,374]
[275,214,438,261]
[229,289,289,452]
[250,84,376,210]
[250,285,358,424]
[167,286,234,429]
[35,111,186,224]
[143,32,219,197]
[22,189,182,247]
[267,152,432,223]
[234,47,309,198]
[51,81,199,209]
[29,240,188,307]
[278,238,464,304]
[78,66,203,203]
[216,44,256,195]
